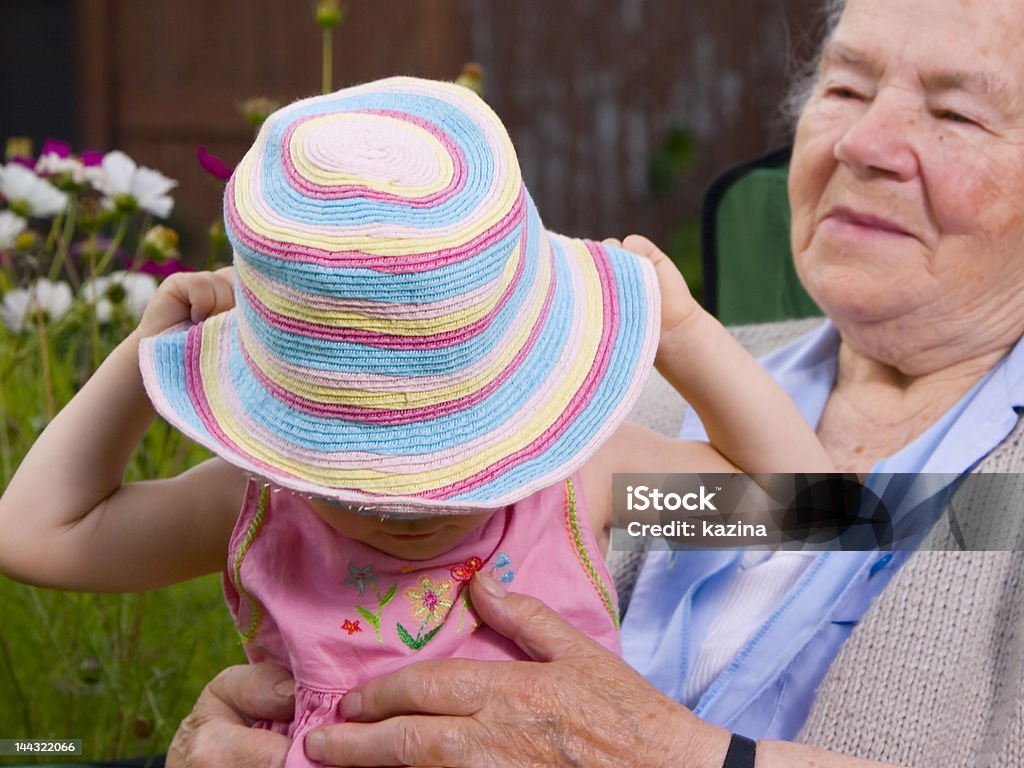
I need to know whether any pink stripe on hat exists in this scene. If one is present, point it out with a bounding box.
[224,182,529,274]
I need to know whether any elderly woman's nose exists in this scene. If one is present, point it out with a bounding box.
[833,97,919,181]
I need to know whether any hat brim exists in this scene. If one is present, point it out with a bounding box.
[139,235,659,511]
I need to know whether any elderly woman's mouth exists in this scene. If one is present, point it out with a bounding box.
[823,206,916,239]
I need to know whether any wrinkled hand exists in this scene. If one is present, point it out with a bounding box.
[167,662,294,768]
[135,266,235,338]
[303,574,729,768]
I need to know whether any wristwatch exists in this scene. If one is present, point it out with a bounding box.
[722,733,757,768]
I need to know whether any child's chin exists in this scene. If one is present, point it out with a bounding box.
[367,530,457,560]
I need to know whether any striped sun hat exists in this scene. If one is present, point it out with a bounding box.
[139,76,659,510]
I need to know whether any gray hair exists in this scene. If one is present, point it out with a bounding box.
[780,0,847,129]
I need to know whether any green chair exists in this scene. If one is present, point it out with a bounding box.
[700,146,822,324]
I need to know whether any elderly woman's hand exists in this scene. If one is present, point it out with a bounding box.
[302,574,730,768]
[167,661,293,768]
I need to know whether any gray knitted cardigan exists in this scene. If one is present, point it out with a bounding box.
[613,319,1024,767]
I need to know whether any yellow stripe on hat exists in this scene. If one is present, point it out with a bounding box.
[235,236,523,336]
[231,126,524,258]
[196,236,605,494]
[237,243,551,408]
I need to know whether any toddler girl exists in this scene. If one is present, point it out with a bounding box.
[0,77,831,767]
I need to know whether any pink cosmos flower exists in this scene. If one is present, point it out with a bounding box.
[197,146,233,182]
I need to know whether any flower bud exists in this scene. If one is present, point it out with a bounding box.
[5,137,32,163]
[141,225,180,262]
[315,0,347,29]
[77,195,106,234]
[239,97,281,130]
[209,220,229,250]
[455,62,485,97]
[14,230,40,251]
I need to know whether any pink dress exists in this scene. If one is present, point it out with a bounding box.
[223,473,620,768]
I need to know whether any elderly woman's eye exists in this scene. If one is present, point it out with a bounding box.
[936,109,977,125]
[825,85,863,100]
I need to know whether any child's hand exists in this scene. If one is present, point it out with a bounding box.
[135,267,235,338]
[605,234,701,337]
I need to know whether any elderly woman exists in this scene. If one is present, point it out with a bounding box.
[171,0,1024,764]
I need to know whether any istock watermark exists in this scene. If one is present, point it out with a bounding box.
[609,472,1024,552]
[624,484,720,512]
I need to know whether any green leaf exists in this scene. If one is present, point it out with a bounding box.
[354,605,378,629]
[380,582,398,608]
[396,622,420,649]
[418,623,444,646]
[396,621,445,651]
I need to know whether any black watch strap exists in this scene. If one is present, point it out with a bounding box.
[722,733,757,768]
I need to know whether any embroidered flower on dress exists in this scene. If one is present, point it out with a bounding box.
[405,577,454,626]
[342,562,377,596]
[450,556,483,582]
[340,619,362,635]
[489,551,516,583]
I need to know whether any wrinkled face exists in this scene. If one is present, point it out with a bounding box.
[788,0,1024,369]
[308,499,496,560]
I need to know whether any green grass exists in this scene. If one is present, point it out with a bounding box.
[0,317,246,763]
[0,576,245,763]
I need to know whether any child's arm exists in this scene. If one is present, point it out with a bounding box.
[582,236,832,543]
[620,234,832,474]
[0,269,246,592]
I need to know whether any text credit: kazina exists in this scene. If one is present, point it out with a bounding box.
[624,519,769,539]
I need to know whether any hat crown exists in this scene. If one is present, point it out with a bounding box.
[225,78,529,321]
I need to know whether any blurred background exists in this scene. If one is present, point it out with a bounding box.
[0,0,826,760]
[3,0,823,289]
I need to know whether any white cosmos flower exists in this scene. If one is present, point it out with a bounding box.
[0,289,31,332]
[36,152,81,178]
[36,153,103,186]
[0,164,69,218]
[82,270,159,323]
[95,151,177,218]
[0,210,28,249]
[1,279,73,332]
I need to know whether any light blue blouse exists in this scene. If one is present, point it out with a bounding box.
[620,320,1024,740]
